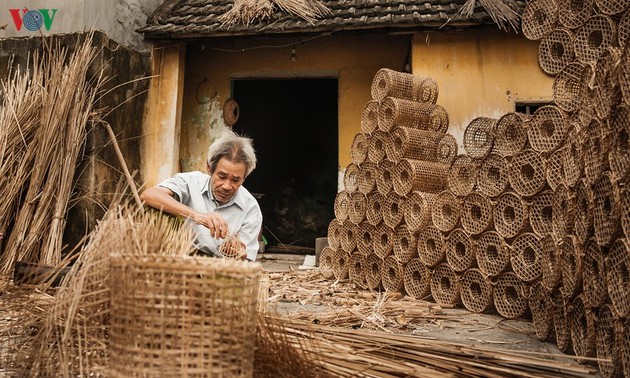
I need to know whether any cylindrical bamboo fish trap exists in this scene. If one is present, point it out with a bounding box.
[393,224,418,264]
[366,191,385,226]
[460,192,494,235]
[541,234,561,292]
[373,223,394,259]
[509,149,547,197]
[574,15,617,64]
[606,238,630,318]
[332,248,351,280]
[545,147,565,191]
[622,188,630,239]
[522,0,559,40]
[494,112,530,157]
[460,268,493,314]
[529,190,553,237]
[623,45,630,106]
[463,117,498,159]
[344,163,360,193]
[608,107,630,181]
[477,231,511,277]
[571,295,596,359]
[529,281,555,341]
[562,125,583,188]
[431,190,462,233]
[477,153,510,198]
[624,321,630,378]
[365,253,383,290]
[583,238,607,309]
[386,127,457,163]
[403,258,431,300]
[494,191,530,239]
[334,190,350,222]
[511,232,543,283]
[553,62,588,112]
[383,191,405,228]
[493,272,530,319]
[554,292,573,353]
[109,255,261,378]
[361,100,379,134]
[620,11,630,49]
[378,97,448,133]
[319,246,336,279]
[351,133,369,165]
[559,0,593,29]
[574,178,594,243]
[561,235,583,300]
[551,184,576,241]
[327,219,342,249]
[393,159,449,196]
[589,48,622,121]
[381,255,404,292]
[538,28,576,75]
[356,222,376,256]
[445,228,476,273]
[376,159,395,195]
[528,105,568,153]
[447,154,478,197]
[340,220,357,253]
[349,252,368,289]
[596,304,623,378]
[349,191,367,225]
[593,171,620,247]
[404,191,435,232]
[371,68,439,104]
[582,120,611,185]
[367,130,388,163]
[430,263,461,305]
[357,161,378,194]
[417,225,446,268]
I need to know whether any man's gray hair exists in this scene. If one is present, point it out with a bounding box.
[207,130,257,177]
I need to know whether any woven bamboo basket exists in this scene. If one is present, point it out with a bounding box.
[560,235,583,300]
[349,191,367,225]
[393,224,418,264]
[522,0,559,40]
[340,220,358,253]
[541,234,562,292]
[478,153,510,198]
[582,119,612,185]
[528,105,568,153]
[349,252,368,289]
[366,191,385,226]
[562,125,584,188]
[570,295,596,359]
[551,184,576,242]
[445,228,476,273]
[623,44,630,106]
[351,133,369,165]
[606,238,630,318]
[508,149,547,197]
[545,147,565,191]
[378,97,449,133]
[403,258,431,300]
[383,191,405,228]
[477,231,511,277]
[431,190,462,233]
[595,304,623,378]
[376,159,395,195]
[386,127,457,163]
[460,192,494,235]
[624,321,630,378]
[357,161,378,194]
[583,238,607,309]
[257,274,269,313]
[327,219,342,249]
[463,117,498,159]
[109,255,261,378]
[622,188,630,239]
[574,15,617,64]
[361,100,380,134]
[373,223,394,259]
[371,68,439,103]
[574,178,594,243]
[448,154,478,197]
[553,62,588,112]
[393,159,449,196]
[608,107,630,181]
[511,232,543,283]
[404,191,436,232]
[356,221,376,256]
[494,191,530,239]
[460,268,493,314]
[332,248,351,280]
[593,171,620,247]
[333,190,350,222]
[417,225,446,268]
[529,190,553,237]
[344,163,360,193]
[319,246,336,279]
[529,281,555,341]
[620,11,630,51]
[367,130,388,164]
[590,48,623,121]
[493,272,529,319]
[494,112,530,157]
[382,255,404,293]
[553,291,573,353]
[538,28,576,75]
[365,253,383,290]
[430,263,461,305]
[559,0,593,29]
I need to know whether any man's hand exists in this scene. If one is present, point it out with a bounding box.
[192,212,229,239]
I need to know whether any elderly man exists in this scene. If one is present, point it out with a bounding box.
[141,131,262,261]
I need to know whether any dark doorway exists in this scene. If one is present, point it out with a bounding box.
[233,79,338,250]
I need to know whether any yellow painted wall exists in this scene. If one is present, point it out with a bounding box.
[411,28,554,149]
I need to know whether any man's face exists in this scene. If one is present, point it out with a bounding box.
[209,157,247,204]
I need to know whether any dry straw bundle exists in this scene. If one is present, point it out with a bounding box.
[219,0,331,27]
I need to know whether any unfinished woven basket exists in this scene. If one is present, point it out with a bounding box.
[332,248,351,280]
[494,112,530,157]
[327,219,342,249]
[349,252,368,289]
[522,0,559,40]
[553,291,573,353]
[460,268,493,314]
[371,68,439,103]
[551,184,576,242]
[367,130,388,163]
[431,190,462,233]
[357,161,378,194]
[529,281,555,341]
[582,120,611,185]
[373,223,394,259]
[494,191,530,239]
[343,163,360,193]
[560,235,583,300]
[393,159,449,196]
[333,190,350,222]
[383,191,405,228]
[570,295,596,359]
[404,258,432,300]
[350,133,369,165]
[545,147,565,191]
[460,192,494,235]
[508,149,547,197]
[608,106,630,181]
[559,0,594,29]
[404,191,436,232]
[393,224,418,264]
[386,127,457,163]
[493,272,529,319]
[477,153,510,198]
[339,220,357,253]
[476,231,511,277]
[447,154,478,197]
[366,191,385,226]
[574,15,617,64]
[376,159,395,195]
[349,191,367,225]
[538,28,576,75]
[365,253,383,290]
[510,232,543,283]
[593,171,620,247]
[361,100,380,134]
[574,178,594,243]
[606,238,630,318]
[430,263,461,305]
[319,246,336,279]
[528,105,568,153]
[463,117,498,159]
[553,62,588,112]
[582,238,607,309]
[109,255,261,378]
[356,222,376,256]
[541,234,561,291]
[445,228,476,273]
[381,255,404,292]
[417,225,446,268]
[595,304,623,378]
[378,97,449,133]
[529,190,554,237]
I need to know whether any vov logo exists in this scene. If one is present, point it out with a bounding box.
[9,8,58,31]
